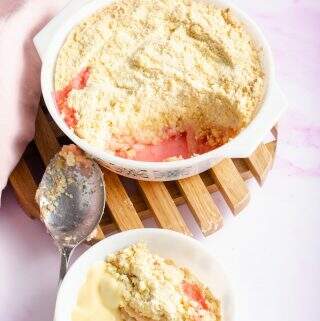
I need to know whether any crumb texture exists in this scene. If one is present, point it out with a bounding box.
[105,242,221,321]
[55,0,264,158]
[35,145,93,219]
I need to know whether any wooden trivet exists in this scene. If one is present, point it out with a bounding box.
[9,102,277,242]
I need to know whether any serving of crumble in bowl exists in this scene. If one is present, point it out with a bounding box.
[35,0,286,180]
[54,229,235,321]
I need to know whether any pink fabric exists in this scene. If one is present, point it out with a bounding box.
[0,0,68,197]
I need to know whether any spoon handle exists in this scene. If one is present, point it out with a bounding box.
[58,246,74,285]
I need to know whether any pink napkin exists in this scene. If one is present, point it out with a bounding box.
[0,0,68,198]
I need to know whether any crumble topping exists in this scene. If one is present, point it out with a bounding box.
[55,0,264,160]
[35,145,93,216]
[104,242,221,321]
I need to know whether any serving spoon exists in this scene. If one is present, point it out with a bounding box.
[36,152,105,285]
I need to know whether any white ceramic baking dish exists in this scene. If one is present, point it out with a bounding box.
[34,0,287,181]
[54,229,235,321]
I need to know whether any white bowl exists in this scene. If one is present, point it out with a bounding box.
[34,0,287,181]
[54,229,235,321]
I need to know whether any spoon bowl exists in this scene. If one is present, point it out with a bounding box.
[36,151,105,283]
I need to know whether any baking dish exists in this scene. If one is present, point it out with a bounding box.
[34,0,287,181]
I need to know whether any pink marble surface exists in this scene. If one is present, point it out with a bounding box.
[1,0,320,320]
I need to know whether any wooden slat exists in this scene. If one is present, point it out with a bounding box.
[9,160,39,219]
[49,120,64,138]
[245,144,273,185]
[138,181,191,235]
[266,141,276,159]
[103,169,143,231]
[210,159,250,215]
[34,108,60,165]
[87,226,106,245]
[94,227,106,241]
[177,175,223,235]
[101,222,119,235]
[271,126,278,139]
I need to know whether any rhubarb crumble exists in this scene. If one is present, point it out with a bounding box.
[72,242,221,321]
[55,0,264,161]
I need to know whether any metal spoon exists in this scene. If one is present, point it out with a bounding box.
[36,153,105,284]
